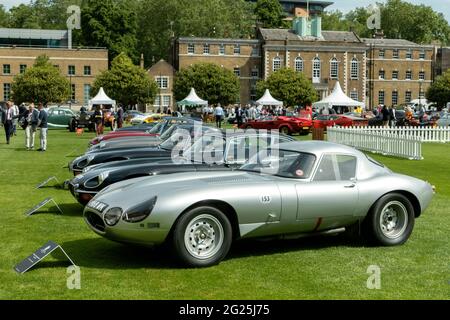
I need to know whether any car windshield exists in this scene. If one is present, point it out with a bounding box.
[239,149,316,179]
[148,121,165,134]
[159,125,179,141]
[159,128,192,151]
[183,133,225,164]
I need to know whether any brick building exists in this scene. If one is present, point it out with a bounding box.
[147,59,175,112]
[0,28,108,108]
[363,38,435,109]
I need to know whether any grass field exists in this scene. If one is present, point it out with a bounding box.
[0,128,449,300]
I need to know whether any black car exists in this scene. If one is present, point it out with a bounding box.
[69,111,96,132]
[70,124,218,175]
[69,131,295,205]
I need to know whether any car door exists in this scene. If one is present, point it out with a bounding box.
[295,153,359,230]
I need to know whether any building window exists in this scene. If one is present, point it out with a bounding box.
[378,90,385,105]
[20,64,27,74]
[3,64,11,74]
[234,67,241,77]
[419,89,425,98]
[163,95,171,107]
[71,84,76,101]
[392,91,398,106]
[187,43,195,54]
[350,90,358,101]
[350,58,359,79]
[379,70,385,80]
[392,71,399,80]
[3,83,11,101]
[68,65,75,75]
[154,96,161,106]
[251,46,259,56]
[379,49,385,58]
[273,56,281,72]
[84,66,91,76]
[419,71,425,80]
[406,70,412,80]
[156,76,169,89]
[84,84,91,105]
[393,49,399,59]
[203,44,210,55]
[419,50,425,59]
[330,58,338,79]
[251,68,259,78]
[219,44,225,55]
[234,44,240,55]
[312,57,321,83]
[406,49,412,59]
[405,91,412,103]
[295,57,303,72]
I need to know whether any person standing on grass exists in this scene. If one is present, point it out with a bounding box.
[117,105,124,129]
[94,105,104,136]
[24,103,39,150]
[37,103,48,152]
[2,101,14,144]
[381,105,390,127]
[11,102,19,136]
[214,103,224,128]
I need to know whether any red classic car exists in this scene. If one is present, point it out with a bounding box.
[89,131,158,146]
[313,115,368,130]
[239,115,312,135]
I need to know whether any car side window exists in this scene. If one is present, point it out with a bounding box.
[313,154,357,181]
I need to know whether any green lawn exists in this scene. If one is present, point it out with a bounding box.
[0,129,449,300]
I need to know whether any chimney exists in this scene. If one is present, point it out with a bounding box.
[140,53,145,69]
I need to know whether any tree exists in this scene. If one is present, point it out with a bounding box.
[80,0,139,63]
[137,0,255,65]
[173,63,240,106]
[12,55,70,105]
[0,5,10,27]
[256,68,318,107]
[426,70,450,109]
[255,0,284,28]
[91,53,157,107]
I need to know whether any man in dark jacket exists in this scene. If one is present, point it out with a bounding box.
[381,105,390,127]
[2,101,14,144]
[37,103,48,151]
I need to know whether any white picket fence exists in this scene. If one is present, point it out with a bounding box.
[342,126,450,143]
[327,127,423,160]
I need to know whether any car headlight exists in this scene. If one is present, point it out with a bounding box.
[123,196,157,223]
[104,207,123,226]
[78,155,95,168]
[84,171,109,189]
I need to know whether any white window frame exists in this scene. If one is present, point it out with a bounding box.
[68,65,75,76]
[233,44,241,55]
[156,76,169,89]
[350,90,358,101]
[406,70,412,80]
[379,70,385,80]
[234,67,241,77]
[392,70,399,80]
[379,49,385,58]
[251,68,259,78]
[3,83,11,101]
[405,91,412,103]
[187,43,195,54]
[350,58,359,80]
[312,57,321,83]
[84,84,91,104]
[295,57,303,72]
[378,90,385,105]
[419,50,425,60]
[273,57,281,72]
[203,43,210,55]
[219,44,225,55]
[419,71,425,80]
[393,49,399,59]
[330,58,338,79]
[392,91,398,105]
[406,49,412,59]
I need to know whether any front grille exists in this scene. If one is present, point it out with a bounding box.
[85,210,106,232]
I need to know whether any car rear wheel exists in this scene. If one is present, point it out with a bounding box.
[363,193,415,246]
[172,206,232,267]
[279,126,290,135]
[69,119,76,132]
[244,125,253,129]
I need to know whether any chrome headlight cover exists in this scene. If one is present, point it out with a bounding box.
[123,196,157,223]
[84,171,109,189]
[104,207,123,226]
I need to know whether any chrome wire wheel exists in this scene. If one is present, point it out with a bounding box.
[379,201,408,239]
[184,214,224,260]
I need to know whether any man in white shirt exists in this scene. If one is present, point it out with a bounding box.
[12,102,19,136]
[214,103,224,128]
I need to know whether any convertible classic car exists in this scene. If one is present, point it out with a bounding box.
[83,141,434,267]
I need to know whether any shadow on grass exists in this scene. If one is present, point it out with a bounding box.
[47,203,84,217]
[55,232,366,270]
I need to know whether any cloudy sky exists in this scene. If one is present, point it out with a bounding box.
[2,0,450,22]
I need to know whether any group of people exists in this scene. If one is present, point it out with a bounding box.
[86,104,124,136]
[0,101,48,151]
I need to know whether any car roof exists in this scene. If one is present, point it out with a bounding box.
[278,141,363,157]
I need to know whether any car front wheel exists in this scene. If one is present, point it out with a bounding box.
[363,193,415,246]
[172,206,232,267]
[279,126,290,135]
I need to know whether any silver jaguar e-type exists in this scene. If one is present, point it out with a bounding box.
[83,141,434,267]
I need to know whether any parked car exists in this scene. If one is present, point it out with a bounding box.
[240,115,312,135]
[47,107,77,130]
[83,140,434,267]
[437,113,450,127]
[313,115,368,130]
[124,110,144,123]
[69,110,96,132]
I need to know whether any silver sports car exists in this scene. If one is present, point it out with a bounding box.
[83,141,434,267]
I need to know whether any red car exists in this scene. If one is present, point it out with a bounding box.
[239,115,312,135]
[89,131,158,146]
[313,115,368,130]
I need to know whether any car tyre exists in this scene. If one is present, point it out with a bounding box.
[363,193,415,246]
[279,126,290,135]
[69,119,76,132]
[172,206,232,267]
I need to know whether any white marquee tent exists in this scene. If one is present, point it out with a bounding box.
[312,82,363,111]
[177,88,208,107]
[89,87,116,110]
[256,89,283,107]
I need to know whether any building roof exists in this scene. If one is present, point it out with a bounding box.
[362,38,432,48]
[147,59,175,74]
[0,28,68,40]
[259,28,361,43]
[178,37,259,44]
